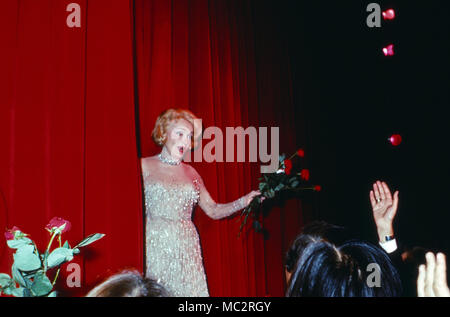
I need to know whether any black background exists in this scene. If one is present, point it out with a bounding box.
[268,0,450,254]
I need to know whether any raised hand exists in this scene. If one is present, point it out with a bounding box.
[417,252,450,297]
[369,181,399,242]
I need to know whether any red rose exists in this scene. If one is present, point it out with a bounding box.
[314,185,322,192]
[300,169,310,181]
[4,231,14,240]
[46,217,71,234]
[5,226,21,240]
[296,149,305,157]
[284,159,292,175]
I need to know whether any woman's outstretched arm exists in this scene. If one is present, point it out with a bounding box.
[194,173,261,220]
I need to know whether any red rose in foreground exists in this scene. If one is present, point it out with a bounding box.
[4,226,21,240]
[46,217,72,234]
[300,169,310,181]
[284,159,292,175]
[4,231,14,240]
[314,185,322,192]
[296,149,305,157]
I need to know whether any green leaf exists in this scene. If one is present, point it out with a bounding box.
[289,176,301,187]
[11,287,25,297]
[12,264,27,288]
[253,220,262,232]
[63,240,70,249]
[2,285,13,296]
[21,269,40,279]
[0,273,12,288]
[47,247,74,268]
[13,245,41,271]
[7,237,33,249]
[23,288,32,297]
[274,183,284,191]
[75,233,105,248]
[265,189,275,198]
[47,291,57,297]
[31,272,53,297]
[258,182,266,191]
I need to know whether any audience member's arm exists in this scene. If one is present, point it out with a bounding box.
[369,181,399,253]
[417,252,450,297]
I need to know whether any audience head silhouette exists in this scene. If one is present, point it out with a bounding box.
[286,237,402,297]
[85,270,169,297]
[285,221,350,282]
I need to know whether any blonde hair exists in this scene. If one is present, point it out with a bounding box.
[151,108,202,149]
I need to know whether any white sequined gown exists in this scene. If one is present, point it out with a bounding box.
[144,173,209,297]
[143,166,244,297]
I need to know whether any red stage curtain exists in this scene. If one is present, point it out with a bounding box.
[0,0,142,296]
[0,0,308,297]
[135,0,308,296]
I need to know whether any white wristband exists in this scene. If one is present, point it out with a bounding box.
[379,238,397,254]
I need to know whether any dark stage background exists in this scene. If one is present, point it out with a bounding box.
[0,0,449,297]
[281,0,450,254]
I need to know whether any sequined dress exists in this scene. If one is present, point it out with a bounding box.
[143,172,208,296]
[143,164,246,297]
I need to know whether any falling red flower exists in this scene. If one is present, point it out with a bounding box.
[314,185,322,192]
[300,169,310,181]
[382,44,394,56]
[296,149,305,157]
[382,9,395,20]
[389,134,402,146]
[284,159,292,175]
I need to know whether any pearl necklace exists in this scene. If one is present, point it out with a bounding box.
[158,153,181,166]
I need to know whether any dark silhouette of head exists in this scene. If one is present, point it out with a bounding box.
[285,221,350,275]
[85,270,169,297]
[286,237,402,297]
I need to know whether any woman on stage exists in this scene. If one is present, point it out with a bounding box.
[141,108,260,297]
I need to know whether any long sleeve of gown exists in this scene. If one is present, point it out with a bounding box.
[195,176,246,220]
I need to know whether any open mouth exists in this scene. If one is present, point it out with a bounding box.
[178,146,184,154]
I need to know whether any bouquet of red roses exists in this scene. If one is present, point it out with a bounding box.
[238,149,321,236]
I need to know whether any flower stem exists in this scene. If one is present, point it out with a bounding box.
[290,187,315,191]
[52,268,61,286]
[287,152,297,161]
[45,232,58,255]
